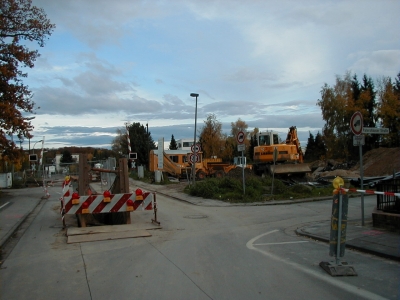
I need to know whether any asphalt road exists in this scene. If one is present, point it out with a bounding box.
[0,184,399,300]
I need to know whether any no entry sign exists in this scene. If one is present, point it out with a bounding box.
[237,131,245,144]
[350,111,363,135]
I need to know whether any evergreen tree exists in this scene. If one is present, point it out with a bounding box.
[314,132,326,160]
[111,123,156,166]
[128,122,156,166]
[169,135,178,150]
[249,134,258,162]
[360,74,378,152]
[305,132,316,161]
[60,150,73,165]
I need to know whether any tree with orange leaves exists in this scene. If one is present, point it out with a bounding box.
[0,0,55,160]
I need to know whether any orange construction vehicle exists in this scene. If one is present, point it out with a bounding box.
[253,126,311,176]
[149,149,239,180]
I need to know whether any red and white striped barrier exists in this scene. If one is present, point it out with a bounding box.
[60,177,73,228]
[63,190,154,215]
[340,188,400,197]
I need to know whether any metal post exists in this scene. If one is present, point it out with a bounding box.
[336,188,343,265]
[359,144,364,226]
[242,150,245,195]
[190,93,199,186]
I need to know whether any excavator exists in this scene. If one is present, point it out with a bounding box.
[253,126,311,177]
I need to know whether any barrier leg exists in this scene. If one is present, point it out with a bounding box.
[126,212,131,224]
[152,192,160,225]
[78,214,87,228]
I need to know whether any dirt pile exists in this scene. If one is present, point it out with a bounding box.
[311,147,400,178]
[351,147,400,177]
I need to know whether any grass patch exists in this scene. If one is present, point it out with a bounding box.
[184,176,334,203]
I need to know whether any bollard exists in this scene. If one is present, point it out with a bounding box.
[320,176,357,276]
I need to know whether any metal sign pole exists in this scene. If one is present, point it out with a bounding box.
[242,150,245,195]
[359,143,365,226]
[336,188,343,265]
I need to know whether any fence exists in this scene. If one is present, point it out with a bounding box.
[376,179,400,214]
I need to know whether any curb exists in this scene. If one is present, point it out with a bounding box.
[295,227,400,262]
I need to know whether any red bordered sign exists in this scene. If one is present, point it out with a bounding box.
[191,143,201,153]
[350,111,363,135]
[237,131,245,144]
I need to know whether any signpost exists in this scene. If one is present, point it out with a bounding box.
[237,131,245,195]
[350,111,389,226]
[350,112,365,226]
[190,143,201,184]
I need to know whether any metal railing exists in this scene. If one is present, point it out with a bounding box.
[376,179,400,214]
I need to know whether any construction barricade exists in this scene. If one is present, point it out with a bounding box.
[60,180,159,228]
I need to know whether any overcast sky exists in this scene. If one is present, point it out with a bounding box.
[25,0,400,150]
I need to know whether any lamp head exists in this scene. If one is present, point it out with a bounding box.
[190,93,199,97]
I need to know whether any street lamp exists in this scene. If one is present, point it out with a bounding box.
[32,140,43,153]
[190,93,199,185]
[31,140,43,173]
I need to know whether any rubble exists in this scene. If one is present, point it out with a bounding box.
[310,147,400,179]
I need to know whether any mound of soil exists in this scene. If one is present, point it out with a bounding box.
[351,147,400,177]
[311,147,400,178]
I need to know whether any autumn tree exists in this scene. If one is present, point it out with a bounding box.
[0,0,55,160]
[377,73,400,147]
[169,134,177,150]
[199,114,224,159]
[111,128,126,159]
[317,72,354,159]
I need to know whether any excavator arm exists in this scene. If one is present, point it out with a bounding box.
[285,126,304,163]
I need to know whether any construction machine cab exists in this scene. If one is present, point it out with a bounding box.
[257,131,280,146]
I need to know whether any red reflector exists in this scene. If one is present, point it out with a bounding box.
[72,192,79,199]
[135,189,143,196]
[103,190,111,197]
[82,202,89,209]
[126,199,134,206]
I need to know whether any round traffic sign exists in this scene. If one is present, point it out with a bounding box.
[189,153,200,163]
[350,111,363,135]
[237,131,245,144]
[191,143,201,153]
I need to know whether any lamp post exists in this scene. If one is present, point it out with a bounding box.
[32,140,43,173]
[32,140,43,153]
[190,93,199,185]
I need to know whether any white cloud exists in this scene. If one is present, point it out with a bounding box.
[349,50,400,77]
[24,0,400,149]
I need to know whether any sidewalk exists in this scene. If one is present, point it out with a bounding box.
[1,179,399,262]
[296,220,400,261]
[0,186,47,249]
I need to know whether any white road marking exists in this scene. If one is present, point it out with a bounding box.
[246,230,388,300]
[253,241,309,246]
[0,202,10,210]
